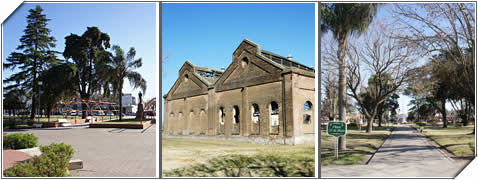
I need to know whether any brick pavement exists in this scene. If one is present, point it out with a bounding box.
[4,124,157,177]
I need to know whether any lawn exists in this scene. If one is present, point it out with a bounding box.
[162,138,315,176]
[321,125,392,166]
[418,124,475,157]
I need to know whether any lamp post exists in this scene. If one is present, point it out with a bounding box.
[38,81,43,124]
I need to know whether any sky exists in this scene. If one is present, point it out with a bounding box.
[2,3,157,101]
[162,3,316,118]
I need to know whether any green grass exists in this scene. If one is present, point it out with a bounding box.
[162,138,315,176]
[420,124,475,157]
[321,125,392,166]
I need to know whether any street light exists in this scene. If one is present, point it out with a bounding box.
[38,81,42,125]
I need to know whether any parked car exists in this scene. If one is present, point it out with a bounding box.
[94,111,105,116]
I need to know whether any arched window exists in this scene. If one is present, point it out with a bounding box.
[233,106,240,124]
[304,101,312,111]
[270,101,279,127]
[252,104,260,117]
[241,57,249,68]
[219,107,225,125]
[271,101,279,115]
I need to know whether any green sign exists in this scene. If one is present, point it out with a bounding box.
[327,121,347,136]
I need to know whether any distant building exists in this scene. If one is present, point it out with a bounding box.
[398,113,407,123]
[122,94,137,115]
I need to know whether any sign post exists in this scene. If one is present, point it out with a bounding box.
[327,121,347,160]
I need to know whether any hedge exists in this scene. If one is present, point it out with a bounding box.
[3,133,38,150]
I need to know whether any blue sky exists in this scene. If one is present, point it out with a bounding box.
[162,3,316,97]
[3,3,157,101]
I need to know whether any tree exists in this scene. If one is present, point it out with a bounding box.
[321,3,380,150]
[3,5,58,120]
[393,4,475,127]
[63,27,111,119]
[406,57,452,128]
[347,23,416,133]
[3,89,27,118]
[105,45,146,121]
[38,63,77,121]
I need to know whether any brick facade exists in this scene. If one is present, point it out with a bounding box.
[163,39,316,144]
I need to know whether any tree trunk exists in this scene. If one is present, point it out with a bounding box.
[366,117,373,133]
[378,113,383,127]
[47,108,51,122]
[81,103,87,119]
[337,31,348,151]
[441,101,447,128]
[463,102,470,126]
[119,82,123,121]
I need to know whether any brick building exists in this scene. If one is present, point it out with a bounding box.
[163,39,316,144]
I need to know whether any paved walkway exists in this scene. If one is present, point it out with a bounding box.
[322,125,471,177]
[4,124,157,177]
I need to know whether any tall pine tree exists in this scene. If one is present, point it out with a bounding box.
[4,5,58,120]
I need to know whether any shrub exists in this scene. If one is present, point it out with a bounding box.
[163,154,315,177]
[35,143,74,177]
[3,133,38,150]
[3,143,74,177]
[3,161,39,177]
[4,119,17,129]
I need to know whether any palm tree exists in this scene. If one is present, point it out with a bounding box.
[106,45,147,121]
[321,3,380,150]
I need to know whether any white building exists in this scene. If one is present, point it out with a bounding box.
[398,113,407,123]
[121,93,137,115]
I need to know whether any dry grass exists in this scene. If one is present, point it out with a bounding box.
[321,125,392,166]
[162,138,315,171]
[420,124,475,157]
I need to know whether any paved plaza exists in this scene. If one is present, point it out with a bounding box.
[322,125,471,177]
[5,124,157,177]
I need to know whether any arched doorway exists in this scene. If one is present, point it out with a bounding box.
[232,106,240,135]
[251,104,260,135]
[270,101,279,135]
